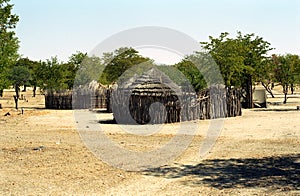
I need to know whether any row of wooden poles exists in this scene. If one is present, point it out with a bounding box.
[44,86,242,124]
[45,91,107,109]
[109,86,242,124]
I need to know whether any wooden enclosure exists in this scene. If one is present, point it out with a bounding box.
[44,81,108,109]
[45,91,73,109]
[110,85,242,124]
[109,68,242,124]
[44,69,242,124]
[111,82,181,124]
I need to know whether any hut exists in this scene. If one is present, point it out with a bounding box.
[129,82,181,124]
[109,67,243,124]
[111,68,183,124]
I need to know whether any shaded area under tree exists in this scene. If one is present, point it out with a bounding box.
[143,154,300,191]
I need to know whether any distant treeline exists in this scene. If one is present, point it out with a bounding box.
[1,0,299,108]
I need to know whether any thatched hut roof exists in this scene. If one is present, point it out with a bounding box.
[118,67,181,96]
[132,82,177,96]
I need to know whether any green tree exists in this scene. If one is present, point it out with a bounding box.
[285,54,300,94]
[99,47,149,85]
[15,58,34,92]
[22,59,49,97]
[74,55,103,87]
[294,56,300,86]
[251,54,277,98]
[272,54,299,103]
[201,32,246,87]
[236,32,273,105]
[0,0,19,96]
[201,32,273,108]
[8,66,30,109]
[66,51,88,88]
[39,57,68,92]
[68,51,87,68]
[40,54,88,92]
[29,60,43,97]
[175,59,207,92]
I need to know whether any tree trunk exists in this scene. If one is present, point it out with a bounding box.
[245,75,253,108]
[0,89,3,97]
[33,85,36,97]
[261,82,275,98]
[13,95,18,109]
[291,84,294,95]
[283,85,288,104]
[271,83,274,90]
[22,85,27,92]
[14,84,20,109]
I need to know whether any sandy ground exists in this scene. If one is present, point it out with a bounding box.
[0,87,300,195]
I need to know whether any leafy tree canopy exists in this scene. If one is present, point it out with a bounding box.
[0,0,19,96]
[99,47,150,85]
[201,31,273,88]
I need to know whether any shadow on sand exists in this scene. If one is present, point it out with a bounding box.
[98,119,117,124]
[253,108,299,112]
[143,154,300,191]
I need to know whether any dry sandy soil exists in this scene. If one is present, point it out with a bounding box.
[0,87,300,195]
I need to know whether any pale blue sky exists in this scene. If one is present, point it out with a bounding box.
[11,0,300,63]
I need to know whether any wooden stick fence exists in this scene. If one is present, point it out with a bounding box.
[108,85,242,124]
[45,92,73,109]
[45,86,108,110]
[44,84,242,124]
